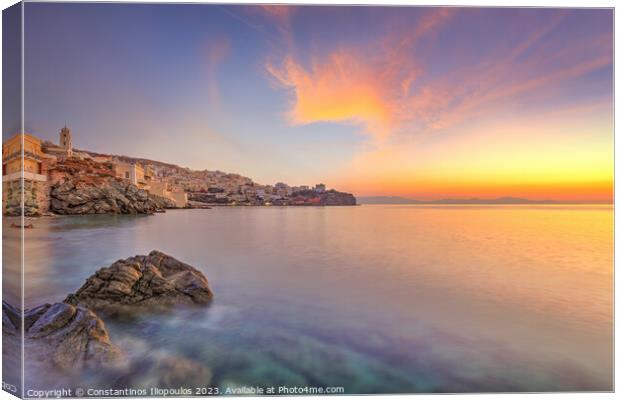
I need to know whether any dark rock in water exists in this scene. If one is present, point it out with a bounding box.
[65,250,213,311]
[150,193,176,209]
[2,301,122,372]
[50,178,168,215]
[47,159,174,215]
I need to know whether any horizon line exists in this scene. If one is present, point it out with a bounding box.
[356,195,614,205]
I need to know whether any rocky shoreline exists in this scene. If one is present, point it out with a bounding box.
[48,159,174,215]
[4,159,179,217]
[5,155,357,217]
[2,251,213,384]
[50,178,172,215]
[4,132,358,216]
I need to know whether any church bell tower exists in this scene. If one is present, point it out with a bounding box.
[59,125,73,158]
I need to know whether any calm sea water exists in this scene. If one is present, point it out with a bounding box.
[16,205,613,393]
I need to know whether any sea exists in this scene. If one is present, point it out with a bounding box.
[6,204,614,393]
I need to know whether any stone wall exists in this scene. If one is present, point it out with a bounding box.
[2,179,49,217]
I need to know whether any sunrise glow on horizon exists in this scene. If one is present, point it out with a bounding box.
[13,4,613,203]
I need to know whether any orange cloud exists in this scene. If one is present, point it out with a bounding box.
[265,8,610,143]
[264,9,458,139]
[266,51,392,137]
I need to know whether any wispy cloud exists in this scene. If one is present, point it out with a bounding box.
[264,8,456,139]
[202,37,230,110]
[264,8,611,143]
[266,50,393,137]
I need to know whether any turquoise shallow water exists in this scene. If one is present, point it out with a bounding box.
[16,205,613,393]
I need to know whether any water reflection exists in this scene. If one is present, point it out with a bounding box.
[15,205,613,392]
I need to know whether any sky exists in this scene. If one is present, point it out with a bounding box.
[12,4,613,202]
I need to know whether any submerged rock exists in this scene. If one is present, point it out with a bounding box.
[2,301,122,372]
[112,350,213,389]
[65,250,213,311]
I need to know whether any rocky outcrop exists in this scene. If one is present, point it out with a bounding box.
[150,193,177,209]
[319,190,357,206]
[3,251,214,388]
[48,159,171,215]
[50,179,166,214]
[3,301,122,371]
[65,250,213,311]
[291,189,357,206]
[3,250,213,386]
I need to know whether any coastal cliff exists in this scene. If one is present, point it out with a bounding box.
[48,159,172,215]
[292,189,357,206]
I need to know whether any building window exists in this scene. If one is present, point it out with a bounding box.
[125,172,130,179]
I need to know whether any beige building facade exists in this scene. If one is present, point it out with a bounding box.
[115,161,146,188]
[2,133,49,215]
[144,180,187,208]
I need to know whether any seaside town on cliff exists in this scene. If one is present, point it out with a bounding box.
[1,127,356,217]
[0,128,354,386]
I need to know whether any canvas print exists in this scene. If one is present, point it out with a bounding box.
[2,2,613,397]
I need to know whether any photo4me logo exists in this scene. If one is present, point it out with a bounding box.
[2,381,17,393]
[223,386,345,395]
